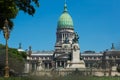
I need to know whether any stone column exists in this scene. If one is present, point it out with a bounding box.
[56,62,58,68]
[88,64,90,68]
[29,62,32,72]
[34,63,36,71]
[60,61,62,66]
[25,62,30,73]
[47,63,49,69]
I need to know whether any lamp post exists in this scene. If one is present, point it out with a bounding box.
[3,19,10,78]
[28,46,32,73]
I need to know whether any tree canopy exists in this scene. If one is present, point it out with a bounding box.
[0,0,39,30]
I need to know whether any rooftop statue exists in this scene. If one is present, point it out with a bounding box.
[72,32,79,43]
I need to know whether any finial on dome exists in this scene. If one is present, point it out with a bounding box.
[64,0,68,12]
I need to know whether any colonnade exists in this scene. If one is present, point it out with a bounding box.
[55,60,66,68]
[57,32,74,43]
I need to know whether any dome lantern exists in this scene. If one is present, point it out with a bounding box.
[64,2,67,12]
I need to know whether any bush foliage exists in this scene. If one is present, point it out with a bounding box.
[117,66,120,73]
[0,44,27,76]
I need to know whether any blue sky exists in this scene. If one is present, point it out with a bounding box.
[0,0,120,52]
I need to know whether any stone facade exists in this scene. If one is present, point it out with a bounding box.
[24,50,53,73]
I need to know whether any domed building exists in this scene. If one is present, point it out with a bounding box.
[25,2,85,74]
[56,3,74,44]
[24,2,120,76]
[53,2,85,69]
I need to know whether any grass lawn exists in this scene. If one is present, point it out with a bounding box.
[0,76,120,80]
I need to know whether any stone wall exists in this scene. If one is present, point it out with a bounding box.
[30,69,120,77]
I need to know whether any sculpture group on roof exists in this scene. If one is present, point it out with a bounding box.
[72,32,79,43]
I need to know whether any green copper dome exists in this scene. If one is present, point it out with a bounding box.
[57,3,74,29]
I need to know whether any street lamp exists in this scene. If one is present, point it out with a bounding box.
[3,19,10,78]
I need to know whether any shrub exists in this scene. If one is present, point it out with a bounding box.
[117,66,120,72]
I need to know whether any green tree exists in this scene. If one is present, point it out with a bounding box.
[0,44,27,75]
[0,0,39,30]
[117,66,120,73]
